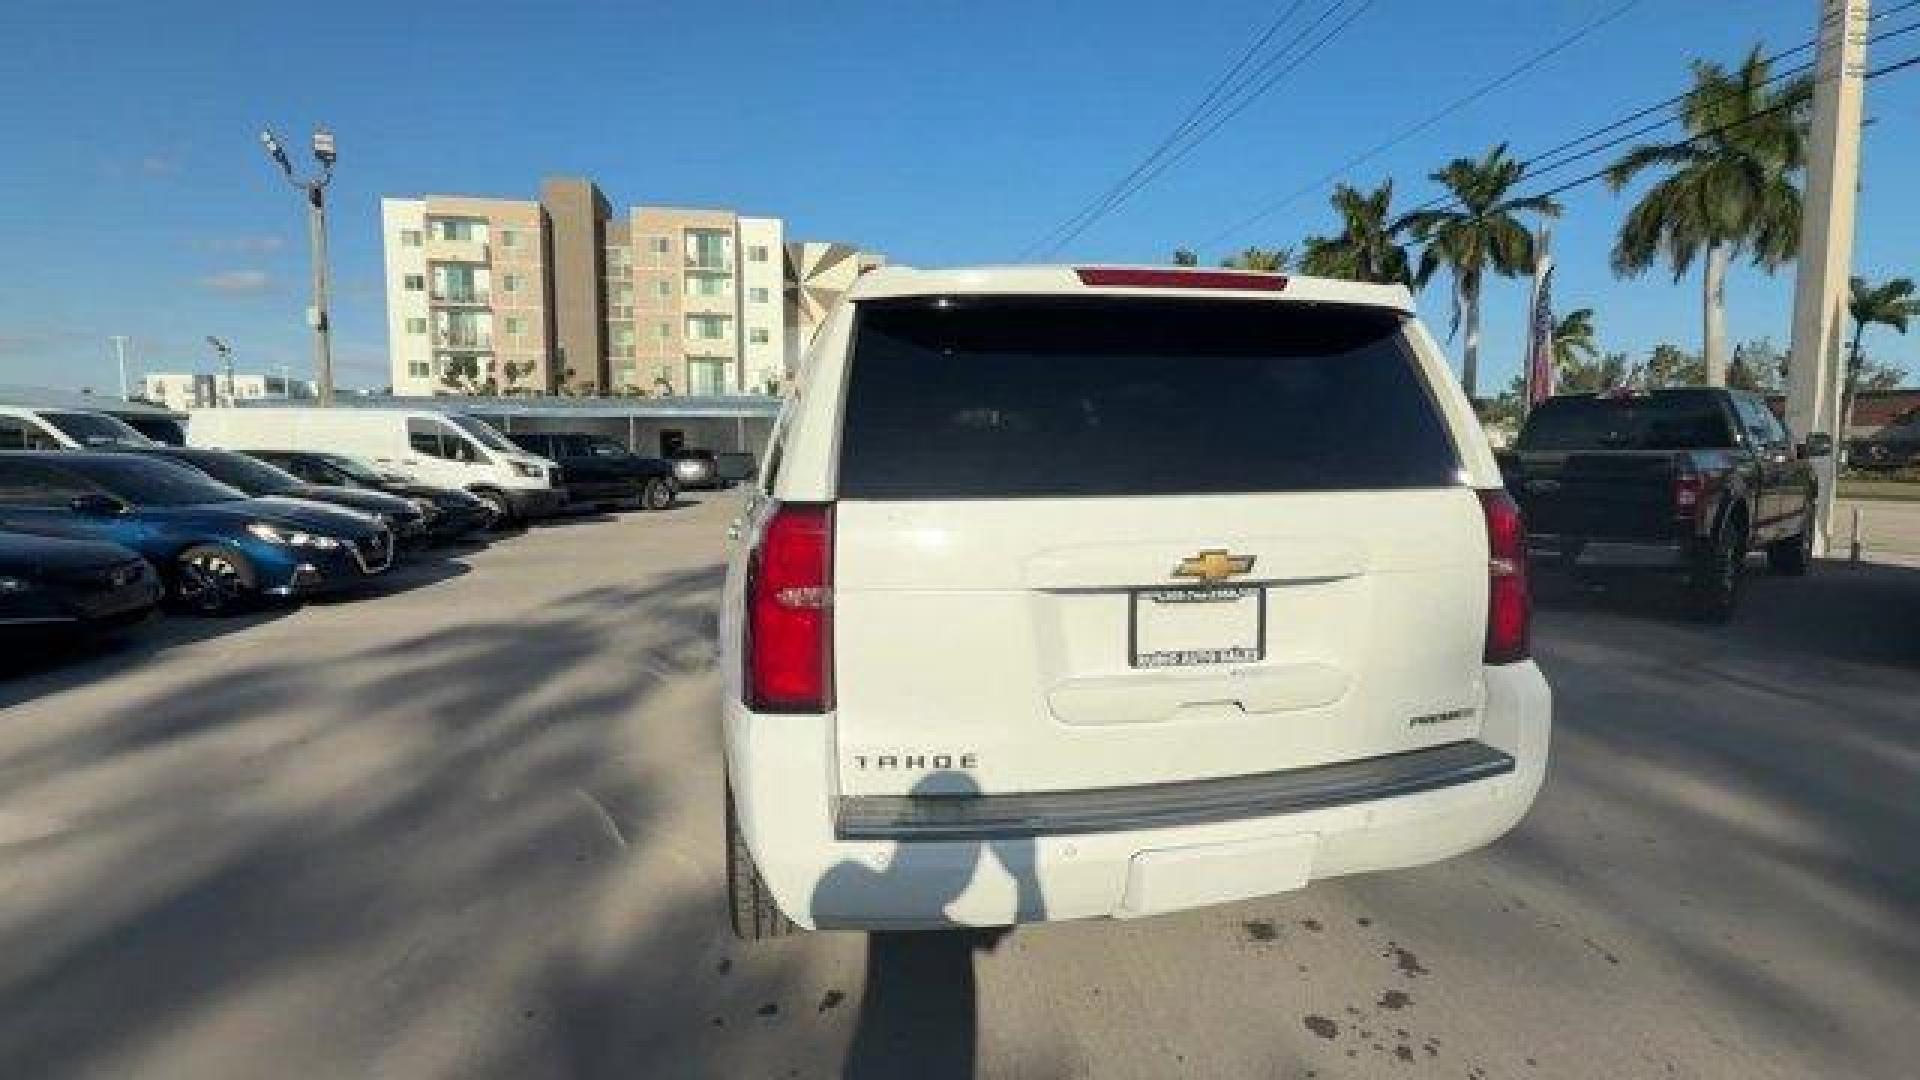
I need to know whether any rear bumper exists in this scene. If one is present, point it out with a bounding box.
[1530,535,1692,571]
[726,662,1551,931]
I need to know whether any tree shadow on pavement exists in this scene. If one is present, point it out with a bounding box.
[0,566,736,1078]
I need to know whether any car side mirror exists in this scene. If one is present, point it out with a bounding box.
[1800,432,1833,459]
[70,493,126,515]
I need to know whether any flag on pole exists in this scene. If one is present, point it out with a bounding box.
[1524,227,1555,408]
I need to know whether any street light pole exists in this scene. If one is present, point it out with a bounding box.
[110,335,131,399]
[207,336,235,407]
[260,127,338,406]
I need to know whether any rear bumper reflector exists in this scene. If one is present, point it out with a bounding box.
[835,740,1515,841]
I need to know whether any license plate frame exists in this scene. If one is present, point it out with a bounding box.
[1128,585,1266,669]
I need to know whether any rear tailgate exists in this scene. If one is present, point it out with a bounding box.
[828,295,1489,798]
[1510,451,1681,542]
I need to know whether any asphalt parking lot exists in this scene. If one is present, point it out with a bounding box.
[2,495,1915,1079]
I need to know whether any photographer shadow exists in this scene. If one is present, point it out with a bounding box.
[810,773,1042,1080]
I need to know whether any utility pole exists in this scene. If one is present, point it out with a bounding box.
[259,127,338,406]
[1785,0,1870,557]
[110,335,131,399]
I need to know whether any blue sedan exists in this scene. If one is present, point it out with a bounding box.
[0,451,395,615]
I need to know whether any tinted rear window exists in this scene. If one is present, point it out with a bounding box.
[836,297,1459,499]
[1519,392,1734,452]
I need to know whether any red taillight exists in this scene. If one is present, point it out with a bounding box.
[747,503,833,712]
[1672,471,1703,522]
[1074,267,1288,291]
[1479,488,1531,665]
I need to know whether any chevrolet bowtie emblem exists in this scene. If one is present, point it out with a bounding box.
[1172,549,1255,583]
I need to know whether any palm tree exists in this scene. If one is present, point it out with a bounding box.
[1606,47,1812,386]
[1299,180,1415,286]
[1846,275,1918,429]
[1399,144,1561,399]
[1220,246,1292,273]
[1551,308,1599,373]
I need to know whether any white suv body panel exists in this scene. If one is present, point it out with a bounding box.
[723,265,1549,930]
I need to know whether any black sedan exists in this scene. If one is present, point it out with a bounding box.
[0,531,162,640]
[246,450,495,542]
[118,447,432,545]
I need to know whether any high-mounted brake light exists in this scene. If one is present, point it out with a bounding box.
[1479,489,1531,665]
[746,503,833,712]
[1075,267,1289,291]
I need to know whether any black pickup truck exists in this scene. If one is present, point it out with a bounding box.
[1498,387,1828,620]
[506,431,678,511]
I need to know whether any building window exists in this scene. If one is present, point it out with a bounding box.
[686,314,728,341]
[429,218,488,243]
[611,326,635,356]
[400,229,423,247]
[498,229,517,248]
[748,245,769,263]
[501,272,519,294]
[749,287,770,303]
[654,280,672,299]
[656,321,672,340]
[606,246,630,267]
[686,274,728,298]
[503,316,524,335]
[406,317,428,334]
[688,358,728,395]
[686,230,729,269]
[403,274,425,292]
[648,236,670,254]
[408,357,431,378]
[750,327,770,344]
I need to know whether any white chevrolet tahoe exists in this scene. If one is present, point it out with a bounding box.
[720,265,1550,938]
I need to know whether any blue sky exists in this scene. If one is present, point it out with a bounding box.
[2,0,1917,395]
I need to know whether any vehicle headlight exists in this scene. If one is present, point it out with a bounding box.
[0,575,33,594]
[512,461,543,478]
[246,522,342,550]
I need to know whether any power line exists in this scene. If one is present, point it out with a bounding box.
[1488,48,1919,212]
[1203,0,1920,252]
[1021,1,1312,260]
[1401,15,1920,220]
[1031,0,1376,258]
[1201,0,1646,249]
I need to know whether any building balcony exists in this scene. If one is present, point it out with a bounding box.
[426,237,490,264]
[430,289,491,306]
[435,331,493,352]
[684,254,732,272]
[682,292,734,315]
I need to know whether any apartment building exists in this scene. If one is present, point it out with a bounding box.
[384,177,845,398]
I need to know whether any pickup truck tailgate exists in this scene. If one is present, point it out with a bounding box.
[1507,451,1679,542]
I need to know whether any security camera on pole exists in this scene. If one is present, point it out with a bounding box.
[259,126,338,406]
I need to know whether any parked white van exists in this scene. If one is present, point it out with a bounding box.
[187,406,565,524]
[0,405,154,450]
[720,265,1550,938]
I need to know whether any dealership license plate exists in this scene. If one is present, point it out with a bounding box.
[1129,586,1265,668]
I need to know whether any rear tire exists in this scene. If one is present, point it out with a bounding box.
[472,488,515,530]
[1688,518,1746,623]
[1767,511,1814,576]
[727,787,800,941]
[641,476,675,512]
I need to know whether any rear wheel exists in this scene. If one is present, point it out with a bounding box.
[472,488,515,529]
[1767,509,1814,576]
[1688,517,1746,623]
[641,476,675,512]
[727,787,799,941]
[172,545,256,616]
